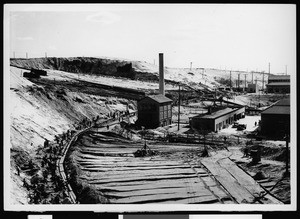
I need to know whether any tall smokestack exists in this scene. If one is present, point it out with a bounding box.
[159,53,165,95]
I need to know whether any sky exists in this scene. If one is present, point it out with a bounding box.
[6,4,296,74]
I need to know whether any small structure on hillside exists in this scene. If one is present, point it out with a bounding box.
[260,98,290,139]
[190,105,245,133]
[266,75,290,94]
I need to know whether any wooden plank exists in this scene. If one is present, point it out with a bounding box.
[85,173,199,184]
[201,159,255,203]
[94,177,203,188]
[95,181,206,192]
[77,162,186,168]
[217,158,282,204]
[80,165,191,172]
[157,195,220,204]
[111,192,217,204]
[106,186,213,198]
[218,158,264,194]
[82,167,197,179]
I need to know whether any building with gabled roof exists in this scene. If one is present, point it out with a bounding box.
[260,98,290,139]
[189,106,245,133]
[137,53,173,128]
[266,75,290,93]
[137,94,172,128]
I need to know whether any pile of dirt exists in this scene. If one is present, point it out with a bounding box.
[240,144,288,162]
[261,145,289,162]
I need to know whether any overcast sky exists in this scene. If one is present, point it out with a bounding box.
[7,4,296,74]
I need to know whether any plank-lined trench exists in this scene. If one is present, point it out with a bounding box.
[71,131,234,204]
[69,130,282,204]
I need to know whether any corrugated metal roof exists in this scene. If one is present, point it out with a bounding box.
[261,106,290,115]
[275,98,290,106]
[196,107,239,119]
[268,75,290,80]
[144,94,173,103]
[266,82,290,86]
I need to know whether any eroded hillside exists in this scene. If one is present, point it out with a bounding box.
[9,66,135,204]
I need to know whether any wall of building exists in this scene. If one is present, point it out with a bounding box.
[267,86,290,94]
[214,107,244,131]
[137,99,160,128]
[159,103,172,126]
[261,114,290,139]
[138,98,172,128]
[191,107,245,132]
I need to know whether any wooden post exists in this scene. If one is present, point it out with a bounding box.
[178,84,181,131]
[285,134,289,175]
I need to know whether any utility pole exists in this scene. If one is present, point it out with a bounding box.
[285,65,288,75]
[244,74,247,90]
[190,62,192,71]
[284,133,290,176]
[268,62,271,75]
[238,73,240,90]
[26,52,28,59]
[262,72,265,92]
[45,52,47,58]
[229,71,232,89]
[178,84,181,131]
[252,71,254,84]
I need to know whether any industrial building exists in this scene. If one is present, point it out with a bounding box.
[137,95,172,128]
[190,106,245,133]
[137,53,173,128]
[260,98,290,139]
[266,75,290,94]
[247,83,259,93]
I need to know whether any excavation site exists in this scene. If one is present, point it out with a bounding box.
[8,56,291,207]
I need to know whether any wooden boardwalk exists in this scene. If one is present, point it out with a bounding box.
[201,153,282,204]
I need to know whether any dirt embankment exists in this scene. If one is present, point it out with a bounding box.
[10,57,160,82]
[9,67,136,204]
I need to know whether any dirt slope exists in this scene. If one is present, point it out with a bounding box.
[9,66,134,204]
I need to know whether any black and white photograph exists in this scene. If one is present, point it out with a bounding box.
[3,4,296,212]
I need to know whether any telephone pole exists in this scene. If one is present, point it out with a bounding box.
[252,71,254,84]
[244,74,247,90]
[262,72,265,92]
[178,84,181,131]
[268,62,270,75]
[238,73,240,90]
[45,52,47,58]
[229,71,232,89]
[285,65,287,75]
[26,52,28,59]
[190,62,192,71]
